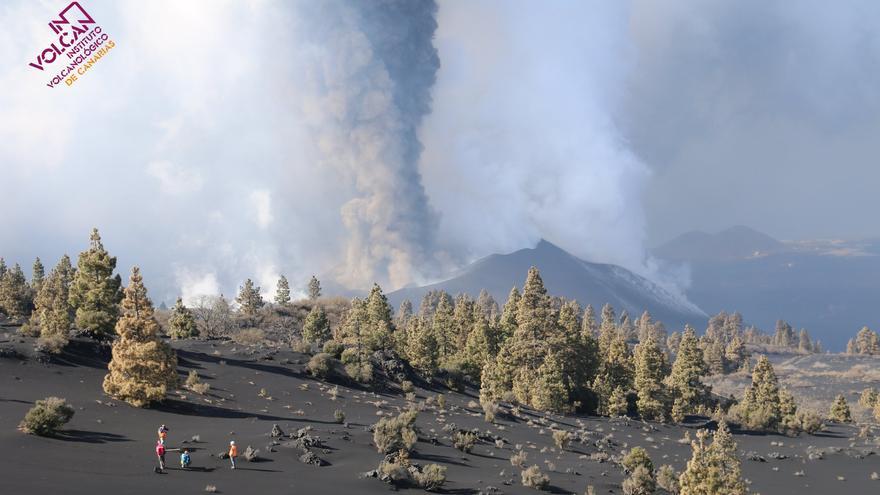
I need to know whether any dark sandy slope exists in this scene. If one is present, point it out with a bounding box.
[1,338,878,495]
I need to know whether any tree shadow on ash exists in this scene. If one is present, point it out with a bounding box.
[55,429,130,443]
[411,452,470,467]
[155,398,291,421]
[176,350,307,381]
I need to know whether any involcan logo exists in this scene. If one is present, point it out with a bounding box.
[29,2,117,88]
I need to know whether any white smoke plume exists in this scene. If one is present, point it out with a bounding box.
[292,0,443,290]
[421,1,667,286]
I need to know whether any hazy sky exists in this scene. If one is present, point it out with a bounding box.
[1,0,878,301]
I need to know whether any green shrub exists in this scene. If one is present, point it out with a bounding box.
[621,446,654,474]
[323,340,344,359]
[334,409,345,424]
[19,397,75,436]
[521,464,550,490]
[401,380,415,394]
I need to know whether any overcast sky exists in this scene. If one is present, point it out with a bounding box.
[1,0,878,301]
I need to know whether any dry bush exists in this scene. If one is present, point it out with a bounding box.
[233,328,265,346]
[510,450,528,467]
[622,466,656,495]
[552,429,571,450]
[521,465,550,490]
[378,457,410,483]
[35,333,68,354]
[19,397,74,436]
[656,464,679,494]
[453,430,477,453]
[307,353,336,379]
[414,463,447,491]
[482,399,500,423]
[401,380,415,394]
[334,409,345,424]
[373,409,419,454]
[185,370,210,395]
[292,339,313,354]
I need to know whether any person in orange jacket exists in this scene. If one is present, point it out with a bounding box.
[228,440,238,469]
[157,424,169,444]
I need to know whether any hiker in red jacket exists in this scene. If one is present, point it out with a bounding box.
[156,440,166,471]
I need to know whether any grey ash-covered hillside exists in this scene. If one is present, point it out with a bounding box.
[389,239,706,329]
[654,225,880,350]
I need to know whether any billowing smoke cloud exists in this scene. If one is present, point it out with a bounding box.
[420,1,664,285]
[292,0,442,290]
[4,0,873,307]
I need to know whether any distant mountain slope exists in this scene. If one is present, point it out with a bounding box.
[653,225,785,261]
[653,226,880,351]
[388,240,706,329]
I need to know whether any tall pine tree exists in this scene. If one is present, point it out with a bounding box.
[69,229,122,339]
[103,267,178,407]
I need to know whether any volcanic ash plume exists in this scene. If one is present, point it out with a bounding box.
[295,0,441,290]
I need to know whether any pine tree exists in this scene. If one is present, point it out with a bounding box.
[508,268,557,408]
[593,333,634,415]
[532,351,569,413]
[308,275,321,300]
[702,338,725,375]
[0,257,6,279]
[634,336,668,421]
[736,355,782,430]
[0,263,33,320]
[452,294,476,352]
[724,334,747,372]
[476,289,499,322]
[432,292,456,365]
[405,316,438,378]
[598,303,617,355]
[773,320,795,348]
[854,327,879,355]
[581,304,598,339]
[666,331,682,358]
[778,388,798,430]
[31,255,75,353]
[607,386,629,417]
[678,422,746,495]
[31,257,45,293]
[798,329,812,353]
[236,278,264,315]
[498,286,520,342]
[396,299,413,328]
[667,326,708,421]
[338,298,373,382]
[168,298,198,339]
[829,394,852,423]
[69,229,122,338]
[103,267,178,407]
[364,283,394,352]
[274,275,290,305]
[460,315,497,379]
[302,304,331,345]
